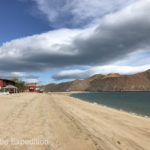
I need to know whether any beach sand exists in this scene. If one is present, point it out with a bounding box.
[0,93,149,150]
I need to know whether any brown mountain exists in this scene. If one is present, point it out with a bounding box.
[45,69,150,92]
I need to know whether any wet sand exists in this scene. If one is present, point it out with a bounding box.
[0,93,149,150]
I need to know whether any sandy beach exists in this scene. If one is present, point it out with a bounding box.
[0,93,149,150]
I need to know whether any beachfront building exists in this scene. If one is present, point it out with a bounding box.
[26,83,37,92]
[0,79,18,93]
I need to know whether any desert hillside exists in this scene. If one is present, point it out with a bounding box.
[45,69,150,92]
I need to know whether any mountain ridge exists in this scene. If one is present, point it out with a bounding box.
[45,69,150,92]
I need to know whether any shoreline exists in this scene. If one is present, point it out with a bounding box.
[69,94,150,120]
[70,95,150,119]
[68,91,150,119]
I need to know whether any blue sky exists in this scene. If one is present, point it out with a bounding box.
[0,0,51,46]
[0,0,150,85]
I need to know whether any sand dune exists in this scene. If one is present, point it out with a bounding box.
[0,93,149,150]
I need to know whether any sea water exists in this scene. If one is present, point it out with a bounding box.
[71,92,150,117]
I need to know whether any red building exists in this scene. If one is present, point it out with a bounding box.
[0,79,15,89]
[26,83,37,92]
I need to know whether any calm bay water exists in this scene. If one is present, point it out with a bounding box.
[71,92,150,117]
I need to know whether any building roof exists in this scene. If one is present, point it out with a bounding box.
[26,83,36,86]
[0,79,15,83]
[4,85,17,89]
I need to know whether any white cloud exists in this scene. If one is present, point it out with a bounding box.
[11,72,26,78]
[0,29,82,57]
[0,71,39,84]
[53,65,150,80]
[32,0,137,28]
[0,28,84,71]
[25,78,39,83]
[0,72,26,79]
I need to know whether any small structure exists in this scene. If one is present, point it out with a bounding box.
[3,85,18,93]
[26,83,37,92]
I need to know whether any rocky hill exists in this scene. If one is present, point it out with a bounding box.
[45,69,150,92]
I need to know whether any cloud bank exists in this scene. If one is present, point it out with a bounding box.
[1,0,150,81]
[0,71,39,83]
[53,65,150,80]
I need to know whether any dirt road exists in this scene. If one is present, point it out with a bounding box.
[0,93,149,150]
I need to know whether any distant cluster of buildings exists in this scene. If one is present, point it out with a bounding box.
[26,83,38,92]
[0,79,43,94]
